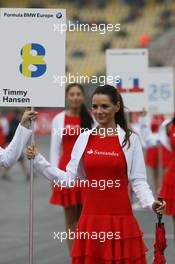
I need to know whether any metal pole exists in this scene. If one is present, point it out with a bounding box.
[29,106,35,264]
[157,115,163,197]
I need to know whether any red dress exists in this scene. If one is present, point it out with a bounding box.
[50,115,84,207]
[159,123,175,215]
[72,134,147,264]
[145,115,171,169]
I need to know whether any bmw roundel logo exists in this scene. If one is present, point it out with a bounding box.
[56,12,62,19]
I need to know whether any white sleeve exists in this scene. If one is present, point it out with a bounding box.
[0,124,32,168]
[33,132,85,185]
[139,116,160,147]
[129,135,155,211]
[49,116,61,166]
[33,153,67,183]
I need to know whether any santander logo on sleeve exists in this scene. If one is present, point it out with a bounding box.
[87,149,119,157]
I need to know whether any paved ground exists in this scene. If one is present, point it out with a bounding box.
[0,136,174,264]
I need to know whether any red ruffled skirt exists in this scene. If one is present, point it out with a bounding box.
[145,147,159,168]
[49,181,84,208]
[159,158,175,215]
[145,146,172,169]
[71,214,147,264]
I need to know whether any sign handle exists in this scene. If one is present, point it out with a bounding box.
[29,106,35,264]
[157,116,163,197]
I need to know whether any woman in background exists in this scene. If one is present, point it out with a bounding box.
[140,112,175,241]
[144,115,171,195]
[49,83,95,253]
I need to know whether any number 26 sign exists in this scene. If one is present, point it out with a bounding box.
[148,67,174,114]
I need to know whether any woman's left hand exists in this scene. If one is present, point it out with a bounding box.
[152,200,166,214]
[26,144,38,160]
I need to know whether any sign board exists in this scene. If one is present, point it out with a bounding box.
[106,49,148,112]
[0,8,66,107]
[148,67,174,114]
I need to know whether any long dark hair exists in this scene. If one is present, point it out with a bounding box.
[66,83,94,129]
[92,84,131,148]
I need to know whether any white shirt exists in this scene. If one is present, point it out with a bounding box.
[139,116,171,151]
[50,110,97,166]
[0,124,32,168]
[34,125,155,211]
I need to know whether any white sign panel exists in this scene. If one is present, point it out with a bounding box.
[106,49,148,112]
[148,67,174,114]
[0,8,66,107]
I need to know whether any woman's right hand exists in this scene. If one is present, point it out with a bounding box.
[26,144,38,160]
[152,199,166,214]
[21,109,38,128]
